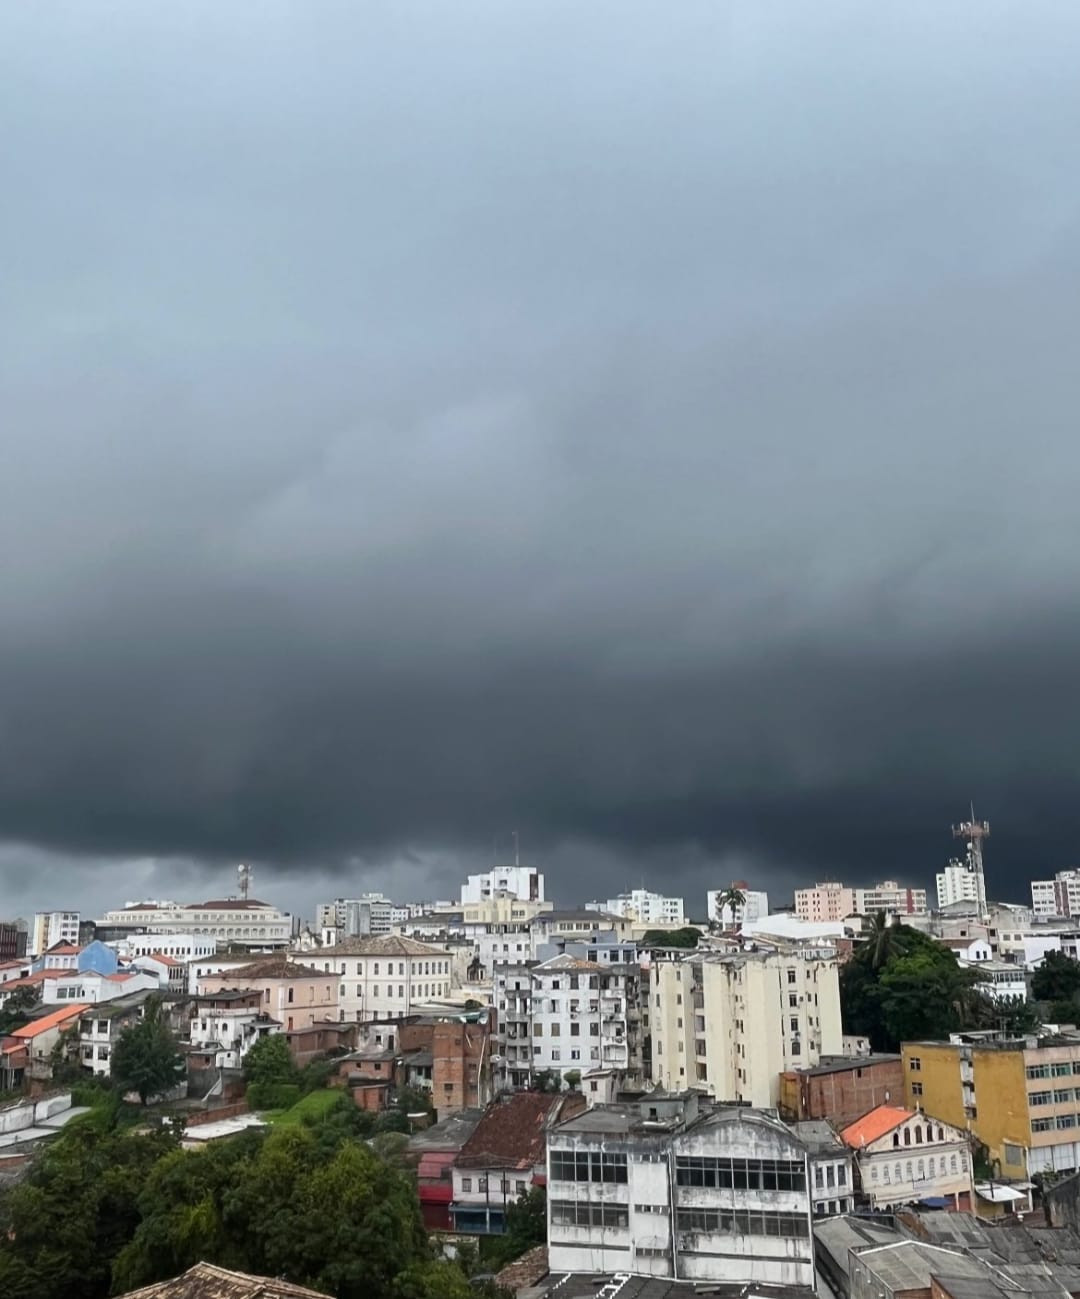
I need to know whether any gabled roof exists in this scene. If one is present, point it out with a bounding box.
[215,955,322,981]
[841,1104,914,1149]
[8,1003,90,1039]
[115,1260,330,1298]
[145,953,184,967]
[455,1092,582,1171]
[328,935,447,957]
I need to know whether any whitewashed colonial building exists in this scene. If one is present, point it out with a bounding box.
[293,935,453,1022]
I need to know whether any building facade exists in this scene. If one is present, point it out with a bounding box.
[794,883,856,923]
[1031,871,1080,920]
[840,1104,972,1210]
[492,955,642,1091]
[188,990,281,1070]
[778,1054,905,1128]
[31,911,80,955]
[937,863,981,909]
[546,1093,815,1288]
[587,890,685,927]
[297,935,453,1023]
[902,1035,1080,1179]
[316,895,395,945]
[852,882,928,916]
[464,895,553,974]
[461,867,545,905]
[98,899,291,947]
[651,943,843,1105]
[198,955,337,1031]
[789,1120,855,1216]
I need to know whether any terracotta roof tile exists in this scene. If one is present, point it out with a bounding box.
[455,1092,583,1171]
[841,1104,913,1149]
[9,1004,91,1038]
[327,935,448,957]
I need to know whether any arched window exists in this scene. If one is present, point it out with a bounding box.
[915,1125,923,1144]
[893,1133,900,1148]
[904,1128,911,1146]
[928,1157,935,1176]
[905,1162,913,1181]
[950,1154,958,1173]
[883,1165,891,1183]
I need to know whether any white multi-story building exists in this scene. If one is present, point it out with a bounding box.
[75,994,151,1078]
[936,861,981,910]
[294,935,453,1023]
[707,887,769,929]
[1032,879,1059,918]
[316,895,395,945]
[188,990,282,1070]
[651,943,843,1105]
[493,955,643,1091]
[98,898,292,947]
[461,866,545,905]
[587,890,685,927]
[546,1092,815,1288]
[31,911,80,955]
[794,883,855,923]
[1031,871,1080,920]
[112,932,217,962]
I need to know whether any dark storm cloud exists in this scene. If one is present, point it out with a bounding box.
[2,1,1080,915]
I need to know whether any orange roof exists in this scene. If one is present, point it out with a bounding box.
[841,1104,913,1149]
[47,944,82,955]
[145,953,183,967]
[104,972,137,982]
[9,1004,90,1039]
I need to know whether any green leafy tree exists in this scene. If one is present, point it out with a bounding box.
[564,1069,581,1090]
[0,985,42,1036]
[242,1032,297,1086]
[480,1186,547,1271]
[1032,951,1080,1003]
[111,998,184,1105]
[840,922,987,1051]
[641,927,700,949]
[0,1104,178,1299]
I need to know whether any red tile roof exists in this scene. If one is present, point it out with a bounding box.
[9,1004,90,1039]
[455,1092,583,1171]
[841,1104,913,1149]
[46,943,82,955]
[145,953,183,967]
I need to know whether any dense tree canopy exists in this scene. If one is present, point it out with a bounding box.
[1032,950,1080,1004]
[641,927,700,948]
[0,1088,478,1299]
[841,917,995,1051]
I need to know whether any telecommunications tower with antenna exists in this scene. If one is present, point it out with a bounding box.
[951,807,989,921]
[237,862,253,901]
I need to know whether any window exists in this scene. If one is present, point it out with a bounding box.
[1004,1143,1024,1166]
[1026,1064,1052,1080]
[789,993,798,1008]
[478,1177,488,1191]
[815,1166,823,1188]
[675,1156,805,1191]
[912,1082,924,1097]
[461,1177,472,1192]
[1030,1091,1053,1106]
[838,1165,846,1186]
[909,1057,921,1072]
[1057,1114,1076,1130]
[1053,1062,1073,1077]
[1056,1089,1075,1104]
[950,1154,958,1172]
[551,1201,629,1228]
[570,1023,580,1036]
[1032,1118,1054,1133]
[516,1180,526,1194]
[287,988,294,1004]
[787,969,797,984]
[550,1151,628,1183]
[675,1208,809,1238]
[790,1017,799,1033]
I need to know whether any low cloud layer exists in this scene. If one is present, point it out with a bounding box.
[2,2,1079,917]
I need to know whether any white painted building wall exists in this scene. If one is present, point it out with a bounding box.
[707,889,769,928]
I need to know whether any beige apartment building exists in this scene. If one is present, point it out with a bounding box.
[198,954,337,1031]
[651,943,843,1106]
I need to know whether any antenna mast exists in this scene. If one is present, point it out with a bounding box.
[237,862,252,901]
[951,809,989,921]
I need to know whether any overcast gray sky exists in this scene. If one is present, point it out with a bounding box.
[2,1,1080,922]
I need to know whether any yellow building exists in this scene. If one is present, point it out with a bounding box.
[901,1035,1080,1182]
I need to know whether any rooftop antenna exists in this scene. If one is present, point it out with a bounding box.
[237,862,252,901]
[512,830,520,867]
[951,806,989,922]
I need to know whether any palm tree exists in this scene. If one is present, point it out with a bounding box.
[714,886,747,932]
[867,910,897,970]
